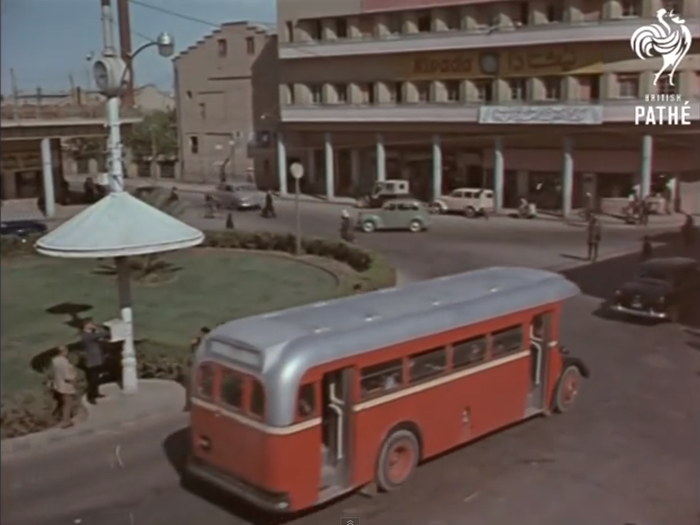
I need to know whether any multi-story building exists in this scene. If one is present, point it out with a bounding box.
[174,21,279,183]
[274,0,700,214]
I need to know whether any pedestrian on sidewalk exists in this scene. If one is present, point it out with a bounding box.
[80,320,109,405]
[586,216,602,261]
[51,345,77,428]
[641,235,653,261]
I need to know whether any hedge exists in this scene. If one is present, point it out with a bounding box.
[1,229,395,439]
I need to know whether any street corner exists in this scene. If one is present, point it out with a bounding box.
[1,380,186,462]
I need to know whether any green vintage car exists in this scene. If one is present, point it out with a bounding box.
[357,198,431,233]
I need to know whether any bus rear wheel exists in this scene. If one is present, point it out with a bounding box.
[553,365,582,413]
[376,429,420,492]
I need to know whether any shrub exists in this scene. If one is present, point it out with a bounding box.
[199,230,375,273]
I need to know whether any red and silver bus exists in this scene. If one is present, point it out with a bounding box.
[186,267,588,512]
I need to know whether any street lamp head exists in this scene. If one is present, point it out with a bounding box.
[156,32,175,58]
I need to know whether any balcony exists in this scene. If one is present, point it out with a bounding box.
[281,98,700,124]
[280,18,700,59]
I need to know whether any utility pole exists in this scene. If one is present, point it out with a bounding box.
[117,0,134,108]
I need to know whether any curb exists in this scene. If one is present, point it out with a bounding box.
[1,379,184,460]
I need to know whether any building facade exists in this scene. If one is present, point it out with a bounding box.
[274,0,700,214]
[174,21,279,183]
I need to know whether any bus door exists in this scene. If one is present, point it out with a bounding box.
[320,367,353,490]
[526,313,552,415]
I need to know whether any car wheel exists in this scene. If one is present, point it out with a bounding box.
[376,429,420,492]
[429,202,444,215]
[553,366,582,413]
[408,220,422,233]
[464,206,477,219]
[361,221,376,233]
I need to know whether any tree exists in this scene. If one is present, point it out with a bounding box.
[124,109,178,178]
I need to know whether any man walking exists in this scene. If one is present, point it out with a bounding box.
[587,216,602,261]
[81,320,108,404]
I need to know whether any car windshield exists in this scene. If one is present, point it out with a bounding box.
[235,185,257,192]
[638,267,673,283]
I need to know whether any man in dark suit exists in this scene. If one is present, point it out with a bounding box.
[81,320,109,404]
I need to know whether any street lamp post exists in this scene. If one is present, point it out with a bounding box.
[91,0,174,393]
[289,162,305,256]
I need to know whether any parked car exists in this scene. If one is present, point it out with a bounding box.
[0,219,48,239]
[357,179,415,208]
[357,198,430,233]
[431,188,494,217]
[211,182,264,210]
[608,257,700,323]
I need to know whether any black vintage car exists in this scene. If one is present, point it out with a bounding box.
[609,257,700,322]
[0,219,47,238]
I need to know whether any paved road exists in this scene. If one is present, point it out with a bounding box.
[182,195,664,279]
[3,198,698,525]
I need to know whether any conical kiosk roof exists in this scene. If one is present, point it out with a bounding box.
[35,191,204,258]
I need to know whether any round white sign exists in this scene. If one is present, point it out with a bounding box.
[289,162,305,180]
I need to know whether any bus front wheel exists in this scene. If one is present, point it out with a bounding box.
[553,365,582,413]
[376,429,420,492]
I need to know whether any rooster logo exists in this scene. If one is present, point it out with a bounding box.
[630,9,692,86]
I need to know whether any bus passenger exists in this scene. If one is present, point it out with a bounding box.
[384,373,399,390]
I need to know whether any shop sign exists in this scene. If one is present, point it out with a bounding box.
[406,45,602,80]
[479,106,603,125]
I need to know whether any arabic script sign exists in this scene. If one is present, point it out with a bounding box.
[479,106,604,125]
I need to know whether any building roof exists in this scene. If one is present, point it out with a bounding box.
[173,20,276,62]
[35,191,204,258]
[199,266,580,426]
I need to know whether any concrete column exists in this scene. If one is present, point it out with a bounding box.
[562,137,574,217]
[324,133,335,198]
[41,138,56,218]
[277,133,287,195]
[493,138,505,212]
[350,149,361,192]
[667,175,678,212]
[432,134,443,200]
[641,134,652,198]
[376,134,386,181]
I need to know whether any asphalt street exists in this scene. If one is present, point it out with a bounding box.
[2,197,697,525]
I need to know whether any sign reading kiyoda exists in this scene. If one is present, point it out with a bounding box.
[630,8,693,126]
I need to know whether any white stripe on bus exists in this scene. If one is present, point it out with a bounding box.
[353,350,530,412]
[191,348,534,435]
[190,397,322,435]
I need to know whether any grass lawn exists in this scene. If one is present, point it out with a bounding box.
[0,250,339,398]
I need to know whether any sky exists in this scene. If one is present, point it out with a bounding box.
[0,0,276,96]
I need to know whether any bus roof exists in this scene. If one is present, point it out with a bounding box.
[200,267,580,426]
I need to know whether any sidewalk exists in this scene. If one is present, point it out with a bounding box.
[1,379,184,459]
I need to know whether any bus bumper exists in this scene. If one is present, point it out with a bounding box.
[184,456,292,513]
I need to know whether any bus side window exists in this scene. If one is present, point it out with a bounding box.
[492,325,524,358]
[452,336,488,369]
[297,383,317,419]
[408,347,446,383]
[197,364,215,399]
[220,370,244,410]
[249,378,265,418]
[360,359,403,398]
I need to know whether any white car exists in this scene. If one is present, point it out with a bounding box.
[432,188,495,218]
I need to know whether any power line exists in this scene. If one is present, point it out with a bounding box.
[128,0,219,28]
